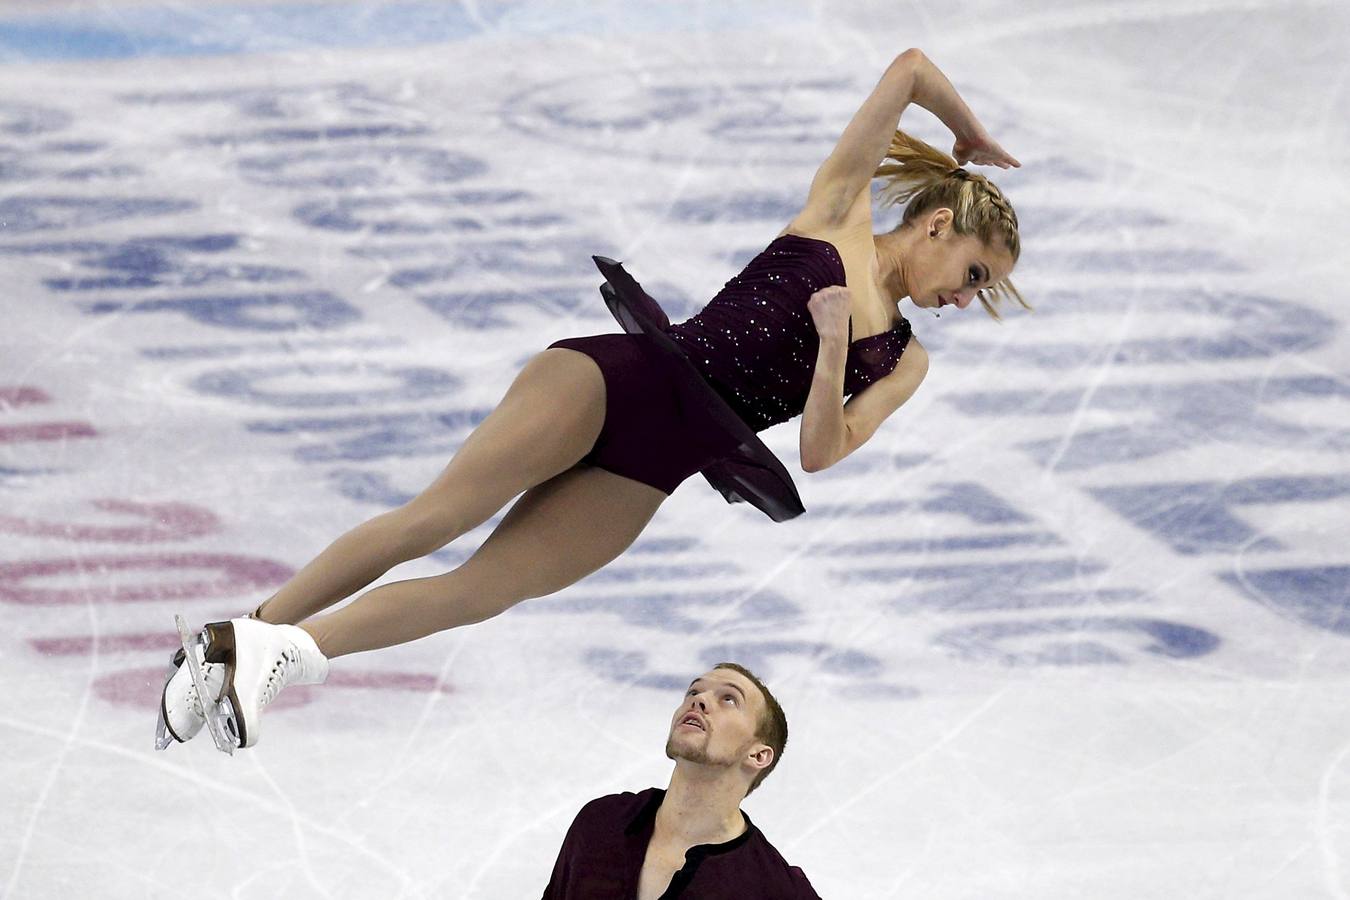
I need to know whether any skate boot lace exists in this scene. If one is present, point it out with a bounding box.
[260,645,303,708]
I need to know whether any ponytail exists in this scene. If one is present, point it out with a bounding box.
[873,130,962,209]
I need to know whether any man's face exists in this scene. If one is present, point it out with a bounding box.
[665,668,770,773]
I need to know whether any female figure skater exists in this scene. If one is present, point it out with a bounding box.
[156,47,1024,753]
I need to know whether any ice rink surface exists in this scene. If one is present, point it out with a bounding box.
[2,0,1348,896]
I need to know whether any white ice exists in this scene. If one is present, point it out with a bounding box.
[2,1,1349,897]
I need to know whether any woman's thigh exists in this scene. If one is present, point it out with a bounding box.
[404,348,608,538]
[455,463,667,608]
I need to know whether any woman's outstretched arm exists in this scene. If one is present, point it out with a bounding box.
[799,48,1015,226]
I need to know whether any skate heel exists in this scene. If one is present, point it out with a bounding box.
[214,618,329,749]
[202,621,236,664]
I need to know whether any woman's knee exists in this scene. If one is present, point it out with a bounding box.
[382,501,463,558]
[440,564,530,624]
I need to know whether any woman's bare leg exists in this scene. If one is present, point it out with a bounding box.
[298,464,667,658]
[253,348,608,626]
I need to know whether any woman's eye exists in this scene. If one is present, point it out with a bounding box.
[968,267,980,285]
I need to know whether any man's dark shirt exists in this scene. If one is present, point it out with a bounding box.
[542,787,821,899]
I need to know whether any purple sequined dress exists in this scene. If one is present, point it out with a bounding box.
[550,234,912,522]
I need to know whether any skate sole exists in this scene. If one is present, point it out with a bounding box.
[175,615,237,755]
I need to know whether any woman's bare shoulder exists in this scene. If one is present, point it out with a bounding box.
[782,181,874,237]
[774,220,875,257]
[775,221,880,291]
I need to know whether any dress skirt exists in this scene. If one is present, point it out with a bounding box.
[547,331,737,496]
[545,256,805,523]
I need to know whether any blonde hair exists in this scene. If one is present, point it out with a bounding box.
[873,130,1027,320]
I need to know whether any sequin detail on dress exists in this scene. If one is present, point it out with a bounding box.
[563,236,914,522]
[665,234,912,432]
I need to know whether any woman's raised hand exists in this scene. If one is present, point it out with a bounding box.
[807,285,853,344]
[952,128,1020,169]
[902,51,1020,170]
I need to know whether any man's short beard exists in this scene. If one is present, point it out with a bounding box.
[666,733,751,767]
[666,735,715,765]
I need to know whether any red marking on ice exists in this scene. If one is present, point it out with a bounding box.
[0,553,293,605]
[0,499,221,543]
[0,386,51,409]
[31,630,181,656]
[0,421,97,443]
[94,667,455,712]
[327,670,454,693]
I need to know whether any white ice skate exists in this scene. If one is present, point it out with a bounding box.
[172,615,240,754]
[200,616,330,750]
[153,636,227,751]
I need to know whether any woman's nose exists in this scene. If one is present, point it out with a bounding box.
[954,288,975,309]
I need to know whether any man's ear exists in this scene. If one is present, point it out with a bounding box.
[747,743,774,772]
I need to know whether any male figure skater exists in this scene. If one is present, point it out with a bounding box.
[542,663,820,898]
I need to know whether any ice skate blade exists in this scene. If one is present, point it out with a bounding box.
[154,706,173,751]
[174,615,236,756]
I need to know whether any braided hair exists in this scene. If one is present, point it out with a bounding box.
[873,130,1027,320]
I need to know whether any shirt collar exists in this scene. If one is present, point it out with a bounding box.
[624,788,757,857]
